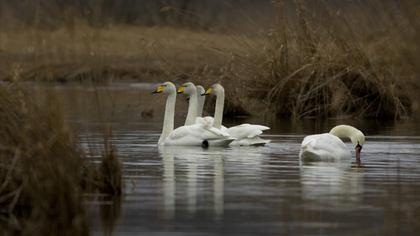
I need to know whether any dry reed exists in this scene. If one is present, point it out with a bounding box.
[0,84,122,235]
[0,1,417,119]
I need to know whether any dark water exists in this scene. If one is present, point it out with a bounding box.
[33,83,420,235]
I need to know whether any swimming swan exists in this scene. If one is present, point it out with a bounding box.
[178,82,218,128]
[153,82,234,147]
[203,83,271,146]
[299,125,365,162]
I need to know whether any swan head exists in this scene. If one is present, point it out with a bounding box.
[196,85,205,96]
[203,83,224,96]
[152,82,176,94]
[177,82,196,96]
[351,131,365,161]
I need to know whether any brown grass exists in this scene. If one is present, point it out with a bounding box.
[0,84,122,235]
[203,0,419,119]
[0,1,418,119]
[257,0,417,119]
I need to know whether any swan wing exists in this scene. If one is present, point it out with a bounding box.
[227,124,270,139]
[226,124,270,146]
[195,116,214,128]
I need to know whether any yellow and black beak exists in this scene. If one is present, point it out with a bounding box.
[202,87,213,96]
[152,84,165,94]
[177,86,185,94]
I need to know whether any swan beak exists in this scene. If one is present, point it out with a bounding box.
[152,85,165,94]
[203,87,212,96]
[355,144,362,160]
[177,86,185,94]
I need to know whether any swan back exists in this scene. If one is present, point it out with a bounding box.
[299,133,351,161]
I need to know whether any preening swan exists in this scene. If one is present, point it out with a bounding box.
[203,83,271,146]
[299,125,365,162]
[152,82,234,147]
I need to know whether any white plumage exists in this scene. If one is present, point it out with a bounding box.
[204,83,271,146]
[299,125,365,162]
[153,82,234,147]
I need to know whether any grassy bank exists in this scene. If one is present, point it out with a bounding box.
[0,84,122,235]
[0,0,418,119]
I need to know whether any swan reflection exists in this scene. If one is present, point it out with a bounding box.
[158,146,226,220]
[161,148,175,219]
[214,155,224,220]
[300,161,364,207]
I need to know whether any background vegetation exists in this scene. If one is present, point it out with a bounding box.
[0,0,418,119]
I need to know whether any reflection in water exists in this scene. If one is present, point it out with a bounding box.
[159,146,226,221]
[214,155,224,220]
[300,161,364,207]
[100,196,122,236]
[187,156,197,215]
[28,83,420,235]
[83,132,420,235]
[161,149,176,219]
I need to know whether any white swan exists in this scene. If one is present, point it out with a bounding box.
[299,125,365,162]
[152,82,234,147]
[177,82,200,126]
[203,83,271,146]
[178,82,217,128]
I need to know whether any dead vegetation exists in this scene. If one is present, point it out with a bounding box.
[258,0,416,119]
[0,84,122,235]
[0,1,417,119]
[204,0,418,119]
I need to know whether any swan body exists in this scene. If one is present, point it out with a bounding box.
[300,133,351,161]
[153,82,234,147]
[299,125,365,162]
[163,124,233,146]
[204,83,271,146]
[196,117,270,146]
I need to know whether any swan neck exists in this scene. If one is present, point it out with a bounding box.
[185,90,198,125]
[213,90,224,129]
[329,125,363,146]
[197,94,205,117]
[329,125,351,138]
[160,92,176,144]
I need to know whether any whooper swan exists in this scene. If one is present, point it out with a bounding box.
[203,83,271,146]
[152,82,234,147]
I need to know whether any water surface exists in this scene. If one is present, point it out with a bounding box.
[33,83,420,235]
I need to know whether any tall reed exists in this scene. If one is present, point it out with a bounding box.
[0,84,121,235]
